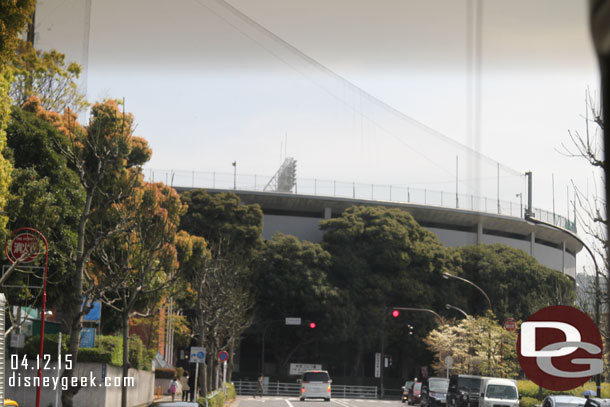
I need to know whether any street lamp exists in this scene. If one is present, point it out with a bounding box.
[442,272,492,311]
[524,213,602,397]
[445,303,469,318]
[516,193,523,218]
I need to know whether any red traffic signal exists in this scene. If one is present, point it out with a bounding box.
[392,310,400,318]
[309,322,316,329]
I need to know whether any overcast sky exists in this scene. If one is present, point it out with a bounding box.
[33,0,601,250]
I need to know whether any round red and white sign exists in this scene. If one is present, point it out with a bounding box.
[8,232,41,263]
[517,305,602,391]
[503,318,516,332]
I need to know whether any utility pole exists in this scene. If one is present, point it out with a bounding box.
[525,172,533,217]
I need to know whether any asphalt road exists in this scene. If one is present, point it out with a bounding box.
[236,396,403,407]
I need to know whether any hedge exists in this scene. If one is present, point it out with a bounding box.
[518,380,610,400]
[20,334,153,370]
[155,368,177,379]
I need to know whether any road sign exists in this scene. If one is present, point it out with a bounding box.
[8,232,41,263]
[374,353,381,378]
[289,363,322,376]
[285,317,301,325]
[218,350,229,362]
[190,346,206,363]
[445,355,454,368]
[503,317,516,331]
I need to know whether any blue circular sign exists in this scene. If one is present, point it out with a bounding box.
[197,352,205,360]
[218,350,229,361]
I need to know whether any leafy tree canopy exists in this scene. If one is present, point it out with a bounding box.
[455,244,575,321]
[179,190,263,258]
[9,40,88,112]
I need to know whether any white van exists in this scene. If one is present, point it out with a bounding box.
[479,378,519,407]
[298,370,332,401]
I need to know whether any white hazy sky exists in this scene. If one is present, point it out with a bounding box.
[33,0,602,262]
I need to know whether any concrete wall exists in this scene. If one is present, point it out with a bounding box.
[6,361,154,407]
[262,214,324,242]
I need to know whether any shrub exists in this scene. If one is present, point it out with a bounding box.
[198,384,235,407]
[520,397,538,407]
[77,348,112,364]
[21,334,68,360]
[155,368,177,379]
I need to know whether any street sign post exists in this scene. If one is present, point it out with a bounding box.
[445,355,454,378]
[285,317,301,325]
[190,346,206,400]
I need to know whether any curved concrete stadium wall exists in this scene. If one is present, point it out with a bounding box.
[177,188,581,280]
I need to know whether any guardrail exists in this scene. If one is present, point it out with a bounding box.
[144,169,577,233]
[233,381,378,399]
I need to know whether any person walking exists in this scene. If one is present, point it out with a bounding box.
[169,376,180,401]
[255,374,264,398]
[180,371,191,401]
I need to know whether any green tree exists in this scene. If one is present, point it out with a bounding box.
[0,0,36,239]
[3,105,84,310]
[94,182,185,407]
[179,190,263,257]
[456,244,575,320]
[320,205,457,375]
[21,96,152,407]
[179,190,263,393]
[253,233,348,373]
[9,40,88,112]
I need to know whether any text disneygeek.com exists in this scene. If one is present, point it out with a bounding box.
[9,372,136,391]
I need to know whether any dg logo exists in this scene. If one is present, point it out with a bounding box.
[517,305,603,391]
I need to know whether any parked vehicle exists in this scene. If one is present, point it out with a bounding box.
[298,370,332,401]
[409,382,423,405]
[448,375,487,407]
[403,381,415,403]
[542,395,587,407]
[584,399,610,407]
[478,378,519,407]
[421,378,449,407]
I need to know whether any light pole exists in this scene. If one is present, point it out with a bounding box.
[232,161,237,190]
[524,213,602,397]
[516,193,523,218]
[442,272,492,311]
[445,303,469,318]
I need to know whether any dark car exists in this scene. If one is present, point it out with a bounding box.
[448,375,486,407]
[409,382,423,405]
[421,378,449,407]
[402,381,415,403]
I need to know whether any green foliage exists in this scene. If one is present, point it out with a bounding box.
[4,105,84,308]
[198,385,234,407]
[519,396,538,407]
[456,244,575,320]
[97,335,123,366]
[22,334,69,360]
[0,0,36,59]
[76,348,112,364]
[517,379,610,400]
[0,67,13,239]
[9,40,88,112]
[320,206,457,373]
[180,190,263,257]
[154,368,177,379]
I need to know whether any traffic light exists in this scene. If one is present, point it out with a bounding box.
[309,322,316,329]
[392,309,400,318]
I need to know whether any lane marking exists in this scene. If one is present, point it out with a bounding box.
[286,398,296,407]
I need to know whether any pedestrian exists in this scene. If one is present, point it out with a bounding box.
[169,376,180,401]
[188,369,196,401]
[180,371,191,401]
[255,373,264,398]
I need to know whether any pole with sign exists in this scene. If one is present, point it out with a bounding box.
[190,347,206,399]
[5,228,48,407]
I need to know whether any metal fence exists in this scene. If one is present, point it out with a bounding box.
[145,169,577,233]
[233,381,378,399]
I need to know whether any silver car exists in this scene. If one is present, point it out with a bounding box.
[542,395,587,407]
[298,370,332,401]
